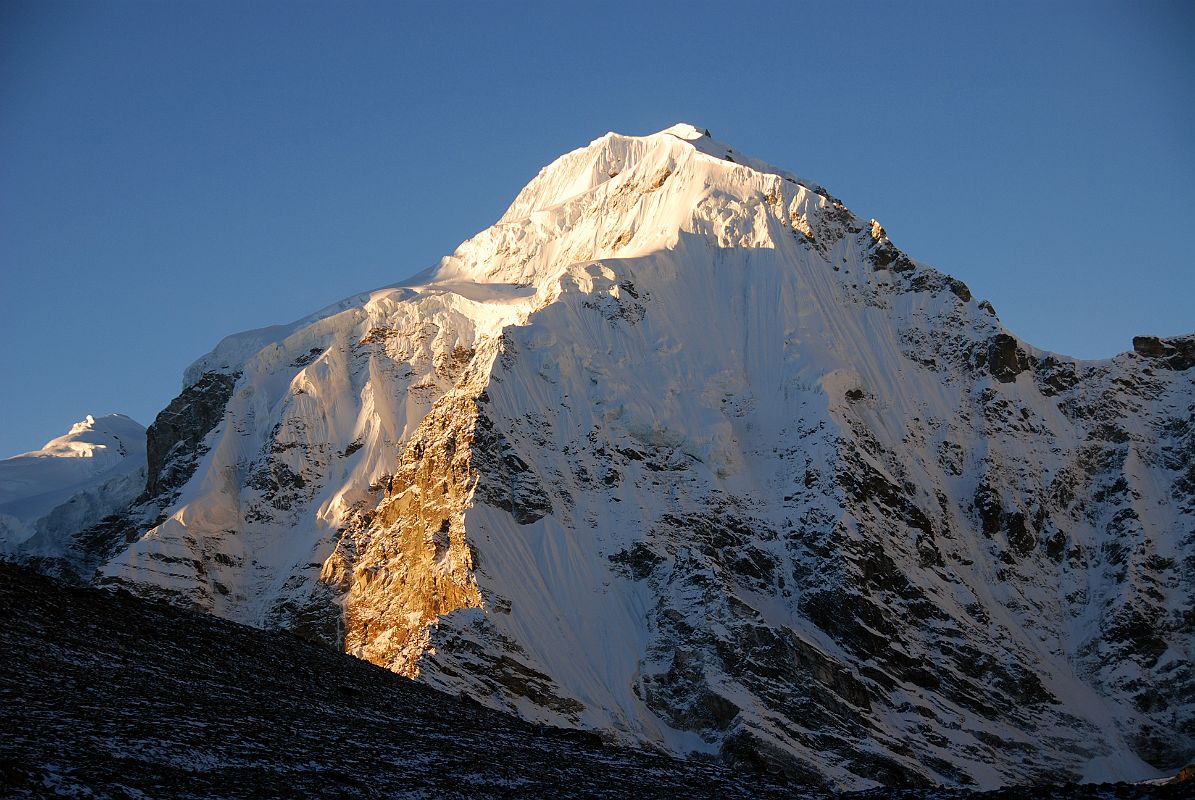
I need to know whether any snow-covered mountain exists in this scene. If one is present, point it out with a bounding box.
[18,124,1193,789]
[0,413,146,575]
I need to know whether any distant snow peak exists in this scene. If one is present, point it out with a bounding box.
[0,413,147,562]
[18,413,145,461]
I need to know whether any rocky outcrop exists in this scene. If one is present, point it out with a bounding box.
[321,394,485,675]
[1133,335,1195,371]
[145,371,238,499]
[985,333,1031,382]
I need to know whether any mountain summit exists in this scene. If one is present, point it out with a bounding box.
[16,125,1193,789]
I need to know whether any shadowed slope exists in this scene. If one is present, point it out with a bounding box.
[0,560,806,799]
[1,562,1188,798]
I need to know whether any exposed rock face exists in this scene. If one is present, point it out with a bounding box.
[323,394,485,675]
[145,371,238,499]
[1133,335,1195,371]
[985,333,1031,382]
[84,124,1193,789]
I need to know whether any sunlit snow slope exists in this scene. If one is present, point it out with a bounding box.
[67,124,1195,789]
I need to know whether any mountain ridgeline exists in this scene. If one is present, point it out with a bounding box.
[5,124,1192,790]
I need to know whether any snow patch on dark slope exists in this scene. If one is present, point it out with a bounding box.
[19,125,1193,789]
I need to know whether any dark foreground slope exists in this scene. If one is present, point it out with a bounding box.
[0,562,803,800]
[0,561,1187,800]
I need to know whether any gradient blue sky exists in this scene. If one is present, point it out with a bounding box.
[2,0,1192,457]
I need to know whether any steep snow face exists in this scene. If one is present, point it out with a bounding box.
[96,126,1193,789]
[0,414,146,566]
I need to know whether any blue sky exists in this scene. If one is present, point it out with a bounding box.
[2,0,1192,457]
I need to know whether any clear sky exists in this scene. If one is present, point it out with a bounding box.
[1,0,1192,457]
